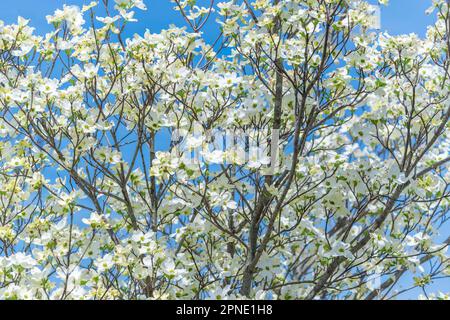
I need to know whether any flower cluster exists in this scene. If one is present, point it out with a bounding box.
[0,0,448,300]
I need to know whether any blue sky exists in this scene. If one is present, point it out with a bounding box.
[0,0,447,299]
[0,0,438,37]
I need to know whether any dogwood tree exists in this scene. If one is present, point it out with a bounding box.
[0,0,449,300]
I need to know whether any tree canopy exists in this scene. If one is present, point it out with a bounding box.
[0,0,449,300]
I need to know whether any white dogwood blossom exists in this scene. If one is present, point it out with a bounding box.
[0,0,448,300]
